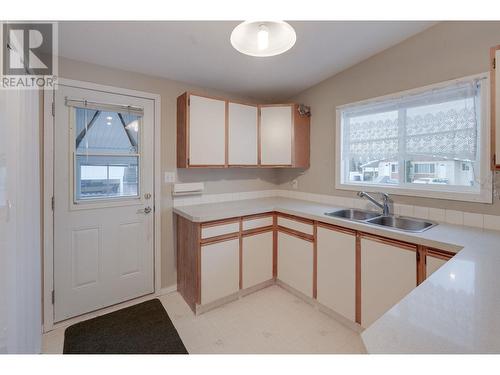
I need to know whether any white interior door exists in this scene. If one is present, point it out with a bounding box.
[53,84,155,322]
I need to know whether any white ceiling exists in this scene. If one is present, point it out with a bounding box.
[59,21,436,101]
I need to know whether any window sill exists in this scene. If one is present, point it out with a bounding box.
[335,182,492,204]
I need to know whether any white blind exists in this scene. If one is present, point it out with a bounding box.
[341,78,482,163]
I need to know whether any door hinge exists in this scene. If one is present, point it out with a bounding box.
[51,196,55,211]
[51,101,55,117]
[51,290,55,304]
[493,57,496,70]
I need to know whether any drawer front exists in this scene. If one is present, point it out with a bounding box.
[242,215,273,231]
[277,216,313,235]
[201,221,240,239]
[201,238,240,305]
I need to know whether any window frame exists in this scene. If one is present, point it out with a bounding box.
[335,73,492,204]
[69,106,144,208]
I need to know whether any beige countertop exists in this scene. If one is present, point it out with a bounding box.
[174,197,500,353]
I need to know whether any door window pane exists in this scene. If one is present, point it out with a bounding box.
[75,155,138,200]
[75,108,140,154]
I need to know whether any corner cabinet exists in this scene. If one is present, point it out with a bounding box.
[177,92,310,168]
[491,45,500,169]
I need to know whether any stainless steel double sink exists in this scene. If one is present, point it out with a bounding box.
[325,208,437,233]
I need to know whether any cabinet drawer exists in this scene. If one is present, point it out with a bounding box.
[201,220,240,239]
[242,215,273,231]
[277,216,313,235]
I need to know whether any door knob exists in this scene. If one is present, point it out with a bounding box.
[137,206,152,214]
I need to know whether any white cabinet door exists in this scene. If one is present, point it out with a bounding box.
[242,231,273,289]
[426,255,447,279]
[361,237,416,328]
[201,238,239,305]
[317,226,356,322]
[189,95,226,166]
[228,102,258,165]
[277,231,313,297]
[260,106,292,165]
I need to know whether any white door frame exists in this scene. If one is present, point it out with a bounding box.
[43,78,162,332]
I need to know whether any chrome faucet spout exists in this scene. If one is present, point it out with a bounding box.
[357,191,390,216]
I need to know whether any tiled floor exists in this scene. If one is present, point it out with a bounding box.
[42,285,366,354]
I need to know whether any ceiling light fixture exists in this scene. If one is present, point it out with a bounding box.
[230,21,296,57]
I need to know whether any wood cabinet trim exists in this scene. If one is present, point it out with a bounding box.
[417,245,426,285]
[200,232,240,246]
[277,226,315,242]
[242,226,274,237]
[201,217,240,228]
[359,232,417,252]
[426,247,455,261]
[276,212,314,225]
[316,221,356,235]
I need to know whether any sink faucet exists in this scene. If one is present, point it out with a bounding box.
[357,191,390,216]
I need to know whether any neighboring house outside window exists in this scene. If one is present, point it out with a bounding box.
[336,73,491,203]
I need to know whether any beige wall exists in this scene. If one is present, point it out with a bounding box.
[278,21,500,215]
[58,57,278,288]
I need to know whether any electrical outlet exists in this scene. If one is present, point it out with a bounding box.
[164,171,176,183]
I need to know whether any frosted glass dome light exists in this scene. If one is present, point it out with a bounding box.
[230,21,296,57]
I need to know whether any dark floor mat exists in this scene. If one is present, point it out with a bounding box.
[63,298,188,354]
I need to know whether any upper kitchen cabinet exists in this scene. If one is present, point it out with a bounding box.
[177,93,226,167]
[492,45,500,169]
[177,92,310,168]
[228,102,259,166]
[260,104,310,168]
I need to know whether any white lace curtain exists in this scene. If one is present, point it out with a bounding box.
[341,78,482,163]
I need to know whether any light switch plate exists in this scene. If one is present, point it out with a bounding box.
[164,171,176,183]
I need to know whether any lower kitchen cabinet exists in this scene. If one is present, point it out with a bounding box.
[316,224,356,322]
[277,231,314,298]
[242,230,274,289]
[361,235,417,328]
[426,248,455,279]
[201,237,240,305]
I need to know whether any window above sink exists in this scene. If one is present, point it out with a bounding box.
[335,73,492,203]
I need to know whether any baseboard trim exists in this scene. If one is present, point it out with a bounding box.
[156,284,177,296]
